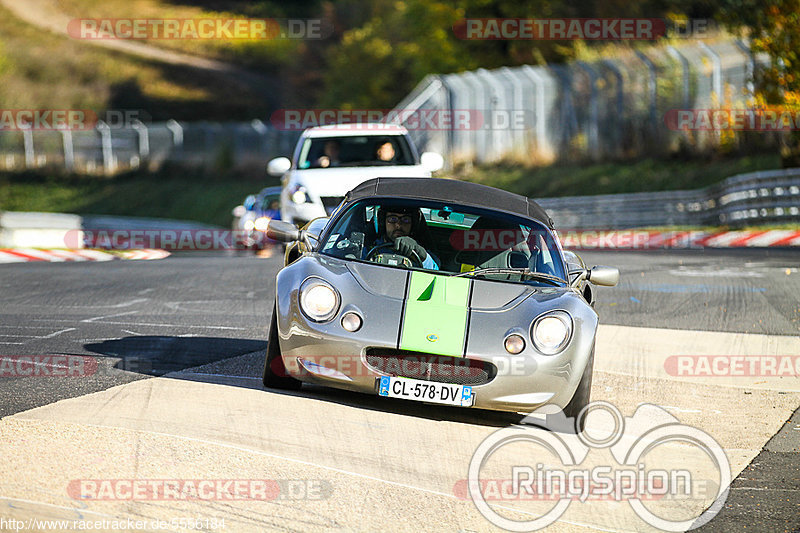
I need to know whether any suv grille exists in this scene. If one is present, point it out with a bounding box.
[365,349,496,386]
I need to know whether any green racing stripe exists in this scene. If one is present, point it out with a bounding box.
[400,271,470,356]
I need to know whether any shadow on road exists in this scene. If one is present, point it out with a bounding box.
[84,336,267,376]
[84,336,528,428]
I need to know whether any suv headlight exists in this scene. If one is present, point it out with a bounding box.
[531,311,573,355]
[291,186,309,204]
[299,278,339,322]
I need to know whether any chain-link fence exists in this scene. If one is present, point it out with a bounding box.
[0,120,300,175]
[0,38,774,175]
[393,38,771,168]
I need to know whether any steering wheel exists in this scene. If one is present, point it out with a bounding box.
[365,242,422,268]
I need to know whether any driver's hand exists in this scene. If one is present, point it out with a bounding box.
[394,236,427,261]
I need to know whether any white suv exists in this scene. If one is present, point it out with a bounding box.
[267,124,443,227]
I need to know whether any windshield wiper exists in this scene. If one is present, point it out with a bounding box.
[453,267,566,286]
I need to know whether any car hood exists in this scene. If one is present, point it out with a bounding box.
[346,261,556,309]
[346,263,554,356]
[289,165,430,197]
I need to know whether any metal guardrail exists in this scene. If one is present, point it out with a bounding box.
[0,120,301,175]
[538,168,800,229]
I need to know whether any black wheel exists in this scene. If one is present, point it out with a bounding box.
[563,347,594,433]
[263,303,302,390]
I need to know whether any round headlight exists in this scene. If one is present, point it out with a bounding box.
[531,311,573,355]
[243,219,255,231]
[291,188,308,204]
[254,217,270,232]
[504,334,525,354]
[341,312,362,332]
[299,279,339,322]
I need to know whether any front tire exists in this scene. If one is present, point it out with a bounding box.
[263,303,302,390]
[563,347,594,433]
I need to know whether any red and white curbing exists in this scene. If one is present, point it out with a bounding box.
[0,248,170,263]
[560,229,800,249]
[115,249,172,260]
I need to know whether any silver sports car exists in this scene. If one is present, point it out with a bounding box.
[263,177,618,424]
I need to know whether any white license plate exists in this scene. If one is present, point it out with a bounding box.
[378,376,474,407]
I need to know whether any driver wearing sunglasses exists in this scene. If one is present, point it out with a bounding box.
[367,206,439,270]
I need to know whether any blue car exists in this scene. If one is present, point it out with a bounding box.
[232,186,282,251]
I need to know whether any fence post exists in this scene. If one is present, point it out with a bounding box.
[59,128,74,172]
[666,45,691,109]
[551,65,579,159]
[634,50,659,142]
[20,123,35,168]
[461,71,487,164]
[601,59,625,158]
[499,67,528,159]
[520,66,549,160]
[698,42,722,102]
[131,120,150,160]
[96,121,116,174]
[576,61,600,160]
[734,39,755,97]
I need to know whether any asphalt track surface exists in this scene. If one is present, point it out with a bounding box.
[0,248,798,532]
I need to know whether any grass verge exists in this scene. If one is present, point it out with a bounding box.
[455,154,783,198]
[0,168,278,227]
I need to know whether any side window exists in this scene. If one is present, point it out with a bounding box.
[305,217,329,250]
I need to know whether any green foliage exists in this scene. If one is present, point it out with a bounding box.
[0,169,277,227]
[321,0,475,108]
[716,0,800,165]
[457,153,782,198]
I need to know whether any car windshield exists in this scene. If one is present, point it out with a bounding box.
[297,135,415,168]
[318,199,567,286]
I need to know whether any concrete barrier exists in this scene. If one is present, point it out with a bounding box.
[0,211,83,249]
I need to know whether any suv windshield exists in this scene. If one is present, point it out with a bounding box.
[318,199,567,286]
[297,135,415,168]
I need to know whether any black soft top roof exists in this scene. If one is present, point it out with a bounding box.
[345,177,554,228]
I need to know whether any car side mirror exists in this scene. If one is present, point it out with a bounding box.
[266,220,302,242]
[231,205,246,218]
[267,157,291,177]
[588,266,619,287]
[420,152,444,172]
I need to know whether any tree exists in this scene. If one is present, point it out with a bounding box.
[320,0,476,108]
[717,0,800,166]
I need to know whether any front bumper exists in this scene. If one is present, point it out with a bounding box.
[280,324,586,414]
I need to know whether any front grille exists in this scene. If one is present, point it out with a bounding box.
[365,349,496,386]
[320,196,344,214]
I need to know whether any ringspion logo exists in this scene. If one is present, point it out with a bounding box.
[466,402,730,531]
